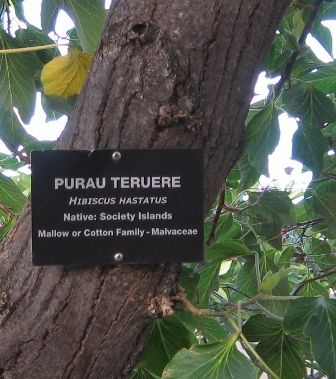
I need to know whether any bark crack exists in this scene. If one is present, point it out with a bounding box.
[29,283,75,366]
[61,269,109,378]
[85,271,148,379]
[117,90,138,149]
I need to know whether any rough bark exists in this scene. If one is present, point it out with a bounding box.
[0,1,291,378]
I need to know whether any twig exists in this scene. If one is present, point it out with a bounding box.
[206,186,268,245]
[0,203,15,218]
[206,184,226,245]
[254,251,262,287]
[222,285,251,299]
[322,172,336,180]
[267,0,324,102]
[172,290,229,317]
[223,186,269,215]
[282,218,323,234]
[292,267,336,295]
[173,285,264,318]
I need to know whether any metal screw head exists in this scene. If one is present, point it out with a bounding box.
[112,151,121,161]
[114,252,124,262]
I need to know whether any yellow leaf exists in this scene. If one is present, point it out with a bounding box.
[41,48,92,99]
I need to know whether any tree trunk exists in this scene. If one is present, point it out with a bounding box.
[0,1,291,378]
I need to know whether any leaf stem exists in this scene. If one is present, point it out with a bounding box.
[255,302,284,322]
[260,295,302,301]
[228,317,280,379]
[0,43,68,54]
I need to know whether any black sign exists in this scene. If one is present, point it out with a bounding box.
[31,149,203,265]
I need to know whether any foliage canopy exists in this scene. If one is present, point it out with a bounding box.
[1,1,336,378]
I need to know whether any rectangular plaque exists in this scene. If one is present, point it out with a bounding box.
[31,149,203,265]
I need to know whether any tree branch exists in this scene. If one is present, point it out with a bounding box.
[268,0,324,101]
[223,187,268,214]
[206,186,268,245]
[282,218,323,234]
[292,267,336,295]
[206,185,226,245]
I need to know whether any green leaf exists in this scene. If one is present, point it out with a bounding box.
[41,0,106,52]
[215,214,243,241]
[247,190,295,250]
[299,280,329,298]
[16,25,58,65]
[237,153,259,191]
[259,270,281,294]
[243,314,306,379]
[63,0,106,53]
[0,218,16,243]
[66,27,82,50]
[0,153,23,171]
[284,297,336,379]
[243,314,281,342]
[140,317,196,376]
[282,83,336,127]
[212,213,232,240]
[264,34,292,75]
[162,337,258,379]
[255,332,306,379]
[302,63,336,94]
[14,173,31,194]
[232,256,258,301]
[309,238,336,272]
[11,0,26,22]
[292,122,328,176]
[323,154,336,174]
[292,45,325,78]
[284,297,325,333]
[280,7,304,39]
[277,246,294,268]
[262,268,291,293]
[197,262,221,306]
[0,30,37,123]
[178,267,199,302]
[253,189,295,226]
[259,275,291,318]
[0,173,27,214]
[246,103,280,175]
[41,0,59,34]
[129,366,160,379]
[176,312,228,343]
[320,2,336,20]
[0,108,50,155]
[304,298,336,379]
[41,94,76,120]
[311,181,336,234]
[311,21,333,57]
[205,241,250,263]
